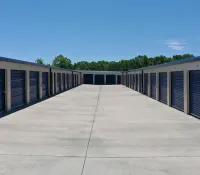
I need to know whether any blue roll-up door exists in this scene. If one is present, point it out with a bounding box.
[144,73,148,96]
[150,73,156,99]
[62,73,65,91]
[159,72,167,104]
[54,73,56,94]
[0,69,5,114]
[11,70,26,109]
[75,74,77,87]
[135,74,138,91]
[126,74,128,87]
[171,71,184,111]
[42,72,48,98]
[66,73,69,89]
[57,73,61,93]
[139,73,143,93]
[189,70,200,118]
[29,71,39,102]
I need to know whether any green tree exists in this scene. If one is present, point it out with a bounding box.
[52,55,73,69]
[35,58,45,65]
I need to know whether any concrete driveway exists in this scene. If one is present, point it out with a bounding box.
[0,85,200,175]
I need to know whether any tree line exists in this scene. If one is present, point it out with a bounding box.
[35,53,194,71]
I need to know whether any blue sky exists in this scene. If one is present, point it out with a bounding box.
[0,0,199,64]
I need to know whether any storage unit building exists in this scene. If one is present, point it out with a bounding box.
[50,67,72,95]
[0,57,50,113]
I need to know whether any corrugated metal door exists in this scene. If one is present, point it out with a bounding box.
[57,73,61,93]
[0,69,5,113]
[135,74,138,91]
[171,71,184,111]
[29,71,39,102]
[144,73,148,96]
[75,74,77,86]
[42,72,48,98]
[132,74,135,89]
[159,72,167,104]
[11,70,26,109]
[189,70,200,118]
[150,73,156,99]
[66,73,69,89]
[54,73,56,94]
[62,73,65,91]
[126,73,128,87]
[139,73,143,93]
[130,74,132,88]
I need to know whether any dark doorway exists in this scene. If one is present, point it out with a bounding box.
[95,75,104,85]
[83,74,93,84]
[117,75,121,84]
[106,75,115,85]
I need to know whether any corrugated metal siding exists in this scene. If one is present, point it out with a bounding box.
[57,73,61,93]
[0,69,5,113]
[171,71,184,111]
[42,72,48,98]
[159,72,168,104]
[62,73,65,91]
[150,73,156,99]
[29,71,39,102]
[136,74,138,91]
[11,70,26,109]
[144,73,148,96]
[189,70,200,118]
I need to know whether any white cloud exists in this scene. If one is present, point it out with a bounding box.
[158,39,186,51]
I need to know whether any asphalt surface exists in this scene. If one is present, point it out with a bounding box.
[0,85,200,175]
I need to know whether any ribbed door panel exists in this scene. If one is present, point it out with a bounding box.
[132,75,135,89]
[159,72,167,104]
[57,73,61,93]
[189,70,200,118]
[139,73,143,93]
[11,70,25,109]
[66,74,69,88]
[150,73,156,99]
[171,71,184,111]
[62,73,65,91]
[144,73,148,96]
[29,71,39,102]
[135,74,138,91]
[54,73,56,94]
[0,69,5,113]
[42,72,48,98]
